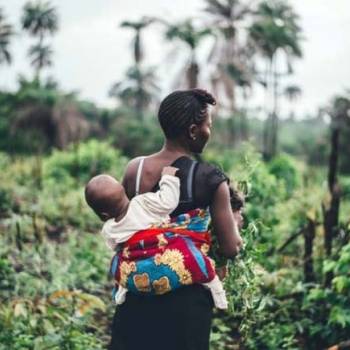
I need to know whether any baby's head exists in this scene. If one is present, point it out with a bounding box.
[85,174,129,221]
[229,187,245,211]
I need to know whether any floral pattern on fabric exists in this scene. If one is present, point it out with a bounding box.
[111,208,216,296]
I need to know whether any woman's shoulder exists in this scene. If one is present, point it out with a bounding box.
[194,161,229,205]
[197,160,227,176]
[196,160,228,183]
[122,156,146,198]
[124,156,145,174]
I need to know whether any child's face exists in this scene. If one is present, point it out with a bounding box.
[233,209,244,229]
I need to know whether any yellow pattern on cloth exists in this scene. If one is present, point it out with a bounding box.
[154,249,193,285]
[133,273,151,292]
[157,234,168,248]
[152,276,171,295]
[119,261,136,287]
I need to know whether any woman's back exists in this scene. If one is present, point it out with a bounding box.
[123,154,228,216]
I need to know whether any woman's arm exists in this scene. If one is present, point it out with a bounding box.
[210,181,243,258]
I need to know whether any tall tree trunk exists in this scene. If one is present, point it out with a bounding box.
[263,58,273,160]
[227,116,238,147]
[187,54,199,88]
[135,87,144,121]
[135,64,144,121]
[270,55,279,158]
[35,32,44,82]
[323,125,341,287]
[134,30,142,65]
[263,114,271,161]
[134,30,144,120]
[304,218,316,283]
[239,98,249,143]
[239,112,249,142]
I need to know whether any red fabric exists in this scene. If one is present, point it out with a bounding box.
[125,227,211,246]
[114,227,215,290]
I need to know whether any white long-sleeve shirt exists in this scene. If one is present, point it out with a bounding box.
[102,174,180,250]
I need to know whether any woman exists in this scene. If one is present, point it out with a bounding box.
[109,89,243,350]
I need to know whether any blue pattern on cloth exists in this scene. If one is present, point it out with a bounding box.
[111,208,214,296]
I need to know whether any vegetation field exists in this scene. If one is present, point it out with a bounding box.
[1,0,350,349]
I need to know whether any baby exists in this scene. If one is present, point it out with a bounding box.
[85,166,228,309]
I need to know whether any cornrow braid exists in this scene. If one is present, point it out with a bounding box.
[158,88,216,139]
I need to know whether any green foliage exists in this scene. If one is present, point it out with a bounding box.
[205,145,350,349]
[0,162,114,348]
[268,154,302,196]
[0,140,349,349]
[111,116,163,157]
[0,205,113,348]
[44,139,127,184]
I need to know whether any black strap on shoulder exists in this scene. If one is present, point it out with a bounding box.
[186,160,197,202]
[151,156,198,206]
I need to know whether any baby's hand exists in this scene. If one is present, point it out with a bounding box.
[216,265,228,281]
[162,166,179,177]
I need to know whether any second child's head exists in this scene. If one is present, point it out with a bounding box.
[85,174,129,221]
[229,187,245,229]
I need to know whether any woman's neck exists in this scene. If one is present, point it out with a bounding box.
[160,139,192,158]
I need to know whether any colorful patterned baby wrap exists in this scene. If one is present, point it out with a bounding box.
[110,208,216,296]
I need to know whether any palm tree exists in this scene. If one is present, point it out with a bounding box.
[249,0,302,159]
[284,84,301,119]
[165,19,211,88]
[109,66,159,114]
[28,43,53,75]
[121,17,154,67]
[204,0,255,112]
[118,17,155,119]
[21,1,58,79]
[0,8,14,67]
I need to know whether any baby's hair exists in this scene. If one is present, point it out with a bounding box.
[229,187,245,211]
[158,88,216,139]
[85,174,119,219]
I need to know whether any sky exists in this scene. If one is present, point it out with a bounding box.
[1,0,350,118]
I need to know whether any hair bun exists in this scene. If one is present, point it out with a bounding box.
[191,89,216,106]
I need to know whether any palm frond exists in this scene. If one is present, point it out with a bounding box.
[21,1,58,37]
[0,8,14,65]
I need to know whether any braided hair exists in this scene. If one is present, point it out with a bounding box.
[158,89,216,139]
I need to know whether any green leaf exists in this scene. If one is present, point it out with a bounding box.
[332,276,349,293]
[329,306,350,328]
[323,260,336,273]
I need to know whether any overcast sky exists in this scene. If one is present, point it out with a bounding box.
[1,0,350,118]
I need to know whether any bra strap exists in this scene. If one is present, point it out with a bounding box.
[135,157,145,196]
[186,160,197,202]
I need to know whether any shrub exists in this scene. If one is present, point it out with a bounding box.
[268,154,302,197]
[44,139,128,184]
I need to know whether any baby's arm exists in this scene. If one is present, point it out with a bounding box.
[140,166,180,217]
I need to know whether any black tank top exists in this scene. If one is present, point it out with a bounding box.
[150,156,228,217]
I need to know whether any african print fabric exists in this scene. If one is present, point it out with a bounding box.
[110,208,216,296]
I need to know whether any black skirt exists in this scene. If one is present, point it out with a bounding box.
[109,284,214,350]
